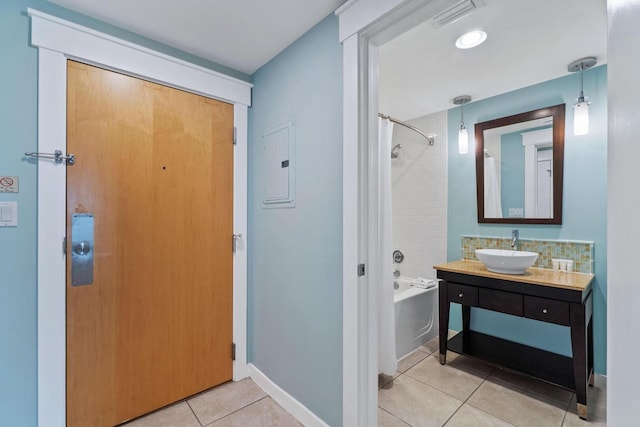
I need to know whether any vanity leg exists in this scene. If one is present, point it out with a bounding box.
[570,300,588,420]
[577,404,588,420]
[462,305,471,332]
[588,316,594,387]
[461,305,471,350]
[438,279,449,365]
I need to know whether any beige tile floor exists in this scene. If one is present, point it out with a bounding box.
[379,337,607,427]
[120,336,606,427]
[120,378,302,427]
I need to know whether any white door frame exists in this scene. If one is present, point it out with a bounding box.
[29,9,252,427]
[337,1,444,425]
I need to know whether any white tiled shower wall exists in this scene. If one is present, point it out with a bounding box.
[391,110,447,279]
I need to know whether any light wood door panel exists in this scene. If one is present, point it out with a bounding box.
[66,60,234,427]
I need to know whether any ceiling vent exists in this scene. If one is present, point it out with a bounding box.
[431,0,484,28]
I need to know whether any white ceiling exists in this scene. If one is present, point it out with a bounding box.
[379,0,607,120]
[47,0,345,75]
[47,0,606,115]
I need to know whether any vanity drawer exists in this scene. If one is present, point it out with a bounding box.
[478,288,523,316]
[448,283,478,306]
[524,296,570,326]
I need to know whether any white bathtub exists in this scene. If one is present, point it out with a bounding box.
[394,276,439,360]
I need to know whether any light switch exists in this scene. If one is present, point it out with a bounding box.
[0,202,17,227]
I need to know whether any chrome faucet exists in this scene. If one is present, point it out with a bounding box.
[511,229,519,250]
[393,268,401,278]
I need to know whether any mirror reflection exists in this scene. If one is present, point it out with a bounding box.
[475,104,565,224]
[483,117,553,218]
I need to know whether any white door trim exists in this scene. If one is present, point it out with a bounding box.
[336,1,442,425]
[29,9,251,427]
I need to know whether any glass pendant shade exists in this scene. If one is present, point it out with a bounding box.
[573,101,589,135]
[458,127,469,154]
[568,57,596,136]
[453,95,472,154]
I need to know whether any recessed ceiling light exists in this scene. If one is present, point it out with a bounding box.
[455,30,487,49]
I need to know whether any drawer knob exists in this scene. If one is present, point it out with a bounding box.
[459,293,464,298]
[542,309,548,314]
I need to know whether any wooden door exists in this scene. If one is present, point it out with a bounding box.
[66,60,234,427]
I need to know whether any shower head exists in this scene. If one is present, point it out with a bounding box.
[391,143,402,159]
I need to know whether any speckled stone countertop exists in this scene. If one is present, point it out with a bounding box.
[433,260,594,292]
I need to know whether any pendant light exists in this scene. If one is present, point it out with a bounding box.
[453,95,472,154]
[567,57,597,136]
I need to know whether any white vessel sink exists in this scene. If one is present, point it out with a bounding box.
[475,249,539,275]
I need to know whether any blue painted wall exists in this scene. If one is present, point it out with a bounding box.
[0,4,39,425]
[248,14,343,426]
[447,65,607,374]
[0,1,248,424]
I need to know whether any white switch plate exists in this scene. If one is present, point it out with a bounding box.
[0,201,17,226]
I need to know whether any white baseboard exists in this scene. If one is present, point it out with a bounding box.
[594,373,607,388]
[247,363,329,427]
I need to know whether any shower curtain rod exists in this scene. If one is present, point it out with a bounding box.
[378,113,435,146]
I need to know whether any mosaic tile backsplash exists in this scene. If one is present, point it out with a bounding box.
[461,236,594,274]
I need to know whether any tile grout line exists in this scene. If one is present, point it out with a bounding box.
[559,391,576,427]
[384,357,485,426]
[379,369,420,426]
[463,369,572,426]
[200,395,271,427]
[380,342,475,426]
[186,399,204,427]
[462,402,516,427]
[441,365,498,426]
[402,352,491,400]
[379,406,412,427]
[382,346,485,426]
[384,343,594,427]
[478,370,577,412]
[380,345,433,388]
[397,348,431,372]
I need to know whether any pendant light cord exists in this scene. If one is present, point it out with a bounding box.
[453,95,472,131]
[578,62,585,102]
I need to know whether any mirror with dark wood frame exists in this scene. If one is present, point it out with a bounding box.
[475,104,565,224]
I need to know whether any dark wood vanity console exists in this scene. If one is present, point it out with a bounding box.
[434,260,594,419]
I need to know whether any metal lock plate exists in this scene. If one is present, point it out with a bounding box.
[71,213,94,286]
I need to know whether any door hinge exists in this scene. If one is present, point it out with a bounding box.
[357,263,366,277]
[63,236,67,254]
[232,342,236,361]
[233,127,237,145]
